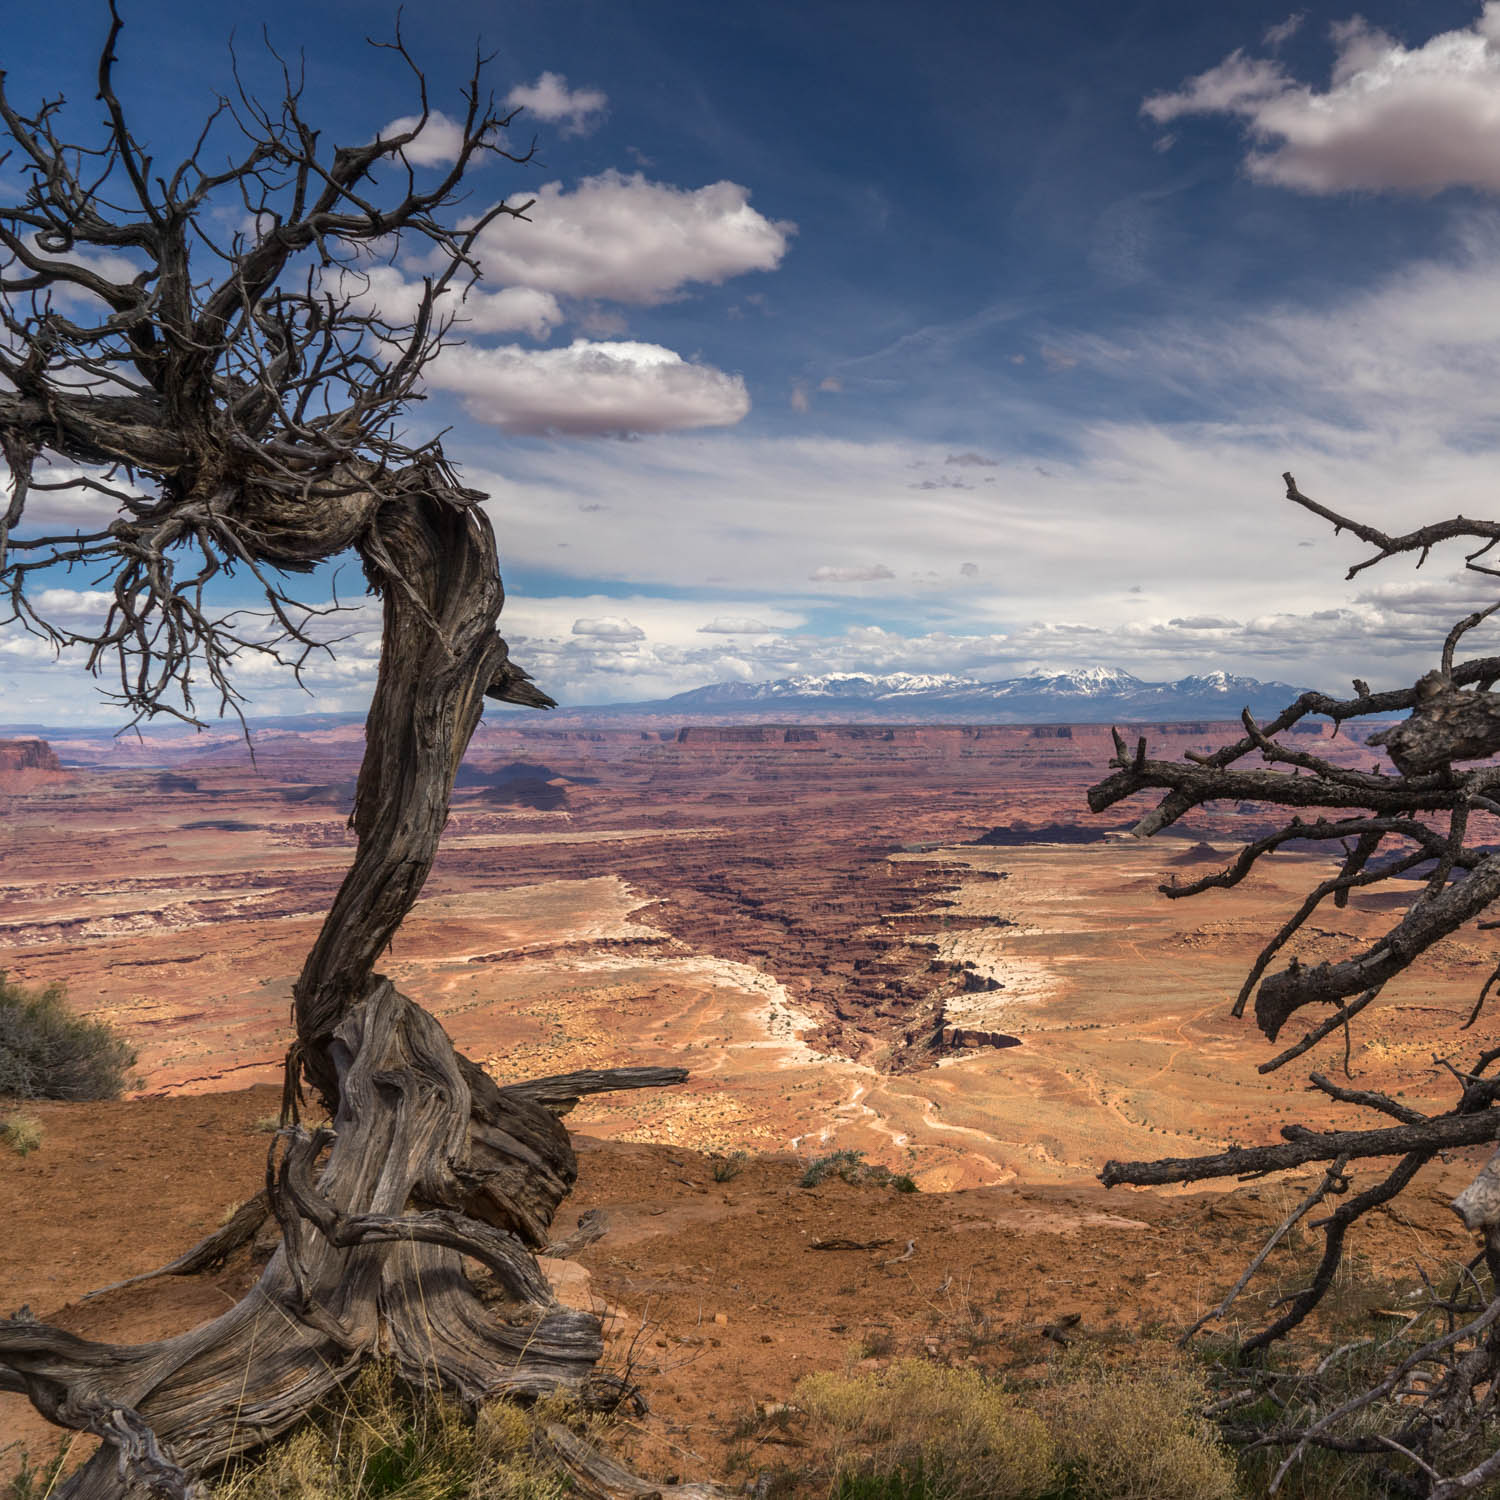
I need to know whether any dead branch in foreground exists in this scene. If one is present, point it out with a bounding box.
[1092,474,1500,1494]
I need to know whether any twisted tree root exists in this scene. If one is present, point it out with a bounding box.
[0,985,687,1498]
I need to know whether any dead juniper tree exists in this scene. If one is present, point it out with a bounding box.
[1091,474,1500,1497]
[0,13,693,1498]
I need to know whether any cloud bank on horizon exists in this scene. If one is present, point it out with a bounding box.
[10,1,1500,724]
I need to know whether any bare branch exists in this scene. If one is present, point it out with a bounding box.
[1100,1110,1499,1189]
[1092,474,1500,1487]
[0,19,544,729]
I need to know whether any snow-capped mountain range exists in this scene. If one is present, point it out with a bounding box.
[642,667,1314,722]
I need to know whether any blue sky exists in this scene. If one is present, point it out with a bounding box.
[8,0,1500,721]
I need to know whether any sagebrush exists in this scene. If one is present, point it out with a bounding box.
[799,1148,917,1192]
[0,973,136,1101]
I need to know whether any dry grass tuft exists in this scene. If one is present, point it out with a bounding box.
[211,1364,572,1500]
[1,1113,42,1157]
[791,1343,1240,1500]
[797,1358,1055,1500]
[1039,1343,1239,1500]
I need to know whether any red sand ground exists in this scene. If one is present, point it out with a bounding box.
[0,1086,1483,1484]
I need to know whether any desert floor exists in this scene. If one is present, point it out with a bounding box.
[1,718,1492,1477]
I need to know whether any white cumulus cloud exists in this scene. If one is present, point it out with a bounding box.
[425,339,750,435]
[2,462,147,531]
[467,171,794,304]
[571,616,645,641]
[504,72,608,136]
[339,265,563,339]
[31,587,113,619]
[381,110,468,167]
[1145,5,1500,195]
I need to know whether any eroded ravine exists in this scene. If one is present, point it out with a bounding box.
[2,720,1488,1189]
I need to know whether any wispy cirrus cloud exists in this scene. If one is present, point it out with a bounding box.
[1263,12,1305,49]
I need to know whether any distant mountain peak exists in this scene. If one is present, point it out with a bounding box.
[1015,666,1146,695]
[654,665,1311,722]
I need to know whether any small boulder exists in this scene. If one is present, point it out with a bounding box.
[537,1255,605,1314]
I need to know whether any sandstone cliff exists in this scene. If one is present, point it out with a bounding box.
[0,738,65,792]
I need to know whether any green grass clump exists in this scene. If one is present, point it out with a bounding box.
[799,1149,917,1192]
[0,972,137,1101]
[212,1365,570,1500]
[711,1150,749,1182]
[1,1112,42,1157]
[2,1438,71,1499]
[798,1359,1055,1500]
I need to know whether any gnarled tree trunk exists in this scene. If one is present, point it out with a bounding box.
[0,486,683,1497]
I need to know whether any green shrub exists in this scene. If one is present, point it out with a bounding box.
[799,1149,917,1193]
[833,1461,938,1500]
[798,1359,1055,1500]
[0,973,137,1101]
[2,1113,42,1157]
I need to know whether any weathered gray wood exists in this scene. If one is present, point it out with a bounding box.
[547,1208,610,1258]
[1368,683,1500,775]
[0,985,627,1498]
[1254,852,1500,1040]
[539,1423,730,1500]
[292,480,511,1103]
[502,1067,691,1112]
[0,424,682,1499]
[1452,1147,1500,1235]
[1101,1110,1500,1188]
